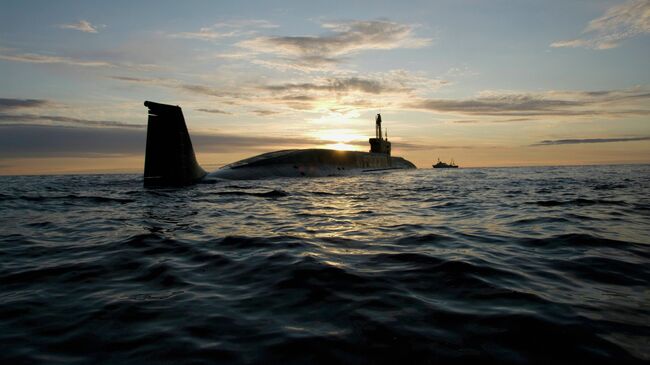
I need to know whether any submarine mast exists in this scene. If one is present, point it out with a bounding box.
[376,113,382,139]
[369,113,391,155]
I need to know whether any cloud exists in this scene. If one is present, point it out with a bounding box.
[0,50,115,67]
[180,84,231,97]
[169,19,278,41]
[171,28,241,41]
[110,73,646,122]
[257,71,447,112]
[0,98,49,111]
[0,113,144,129]
[551,0,650,49]
[279,95,316,101]
[0,48,162,71]
[109,76,151,83]
[211,50,259,60]
[58,20,102,33]
[445,65,479,78]
[109,75,244,98]
[409,96,580,116]
[252,109,281,116]
[0,122,437,160]
[175,83,246,99]
[238,20,431,71]
[0,124,145,157]
[0,98,143,130]
[196,108,232,115]
[263,70,446,96]
[532,136,650,146]
[109,69,446,114]
[250,57,339,73]
[0,124,326,158]
[212,19,278,29]
[263,77,406,94]
[406,88,650,119]
[451,118,532,124]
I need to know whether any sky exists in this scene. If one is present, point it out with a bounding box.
[1,0,649,175]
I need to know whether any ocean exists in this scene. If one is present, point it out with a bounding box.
[1,165,649,364]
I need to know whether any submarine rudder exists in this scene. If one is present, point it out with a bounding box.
[143,101,206,187]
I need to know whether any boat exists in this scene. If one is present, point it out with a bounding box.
[143,101,416,186]
[432,158,459,169]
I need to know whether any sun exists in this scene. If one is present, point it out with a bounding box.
[322,142,358,151]
[312,129,366,151]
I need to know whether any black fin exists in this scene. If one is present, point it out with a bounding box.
[143,101,206,187]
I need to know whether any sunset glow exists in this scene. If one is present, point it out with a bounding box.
[322,143,361,151]
[1,0,649,175]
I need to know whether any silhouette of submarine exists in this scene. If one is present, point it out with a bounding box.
[143,101,416,186]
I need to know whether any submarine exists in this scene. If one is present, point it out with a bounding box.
[143,101,416,186]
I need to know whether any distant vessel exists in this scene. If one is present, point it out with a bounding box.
[143,101,416,186]
[432,158,459,169]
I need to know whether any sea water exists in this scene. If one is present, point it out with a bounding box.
[1,165,649,363]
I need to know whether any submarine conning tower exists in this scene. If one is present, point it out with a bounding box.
[369,114,391,155]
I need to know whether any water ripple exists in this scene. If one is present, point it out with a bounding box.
[0,165,649,363]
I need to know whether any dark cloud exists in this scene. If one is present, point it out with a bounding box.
[0,98,49,112]
[109,76,151,83]
[407,96,583,116]
[0,113,144,129]
[179,84,230,97]
[239,20,430,71]
[110,76,244,99]
[531,136,650,146]
[0,124,321,158]
[0,122,454,160]
[178,84,243,99]
[452,118,533,124]
[279,95,316,101]
[196,108,232,114]
[0,124,146,157]
[452,120,481,124]
[252,109,280,116]
[407,89,650,117]
[264,77,406,95]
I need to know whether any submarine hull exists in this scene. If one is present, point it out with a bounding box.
[209,149,415,180]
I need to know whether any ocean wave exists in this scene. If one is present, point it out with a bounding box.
[530,198,628,207]
[1,165,649,363]
[214,189,289,198]
[15,194,135,204]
